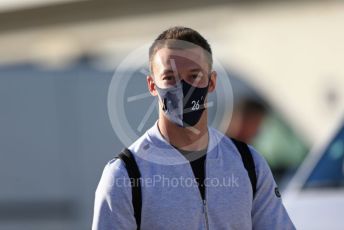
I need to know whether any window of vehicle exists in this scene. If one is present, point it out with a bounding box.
[303,124,344,189]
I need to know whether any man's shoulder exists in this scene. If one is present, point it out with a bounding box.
[247,144,272,177]
[102,129,150,178]
[209,127,270,175]
[127,130,151,154]
[94,157,129,196]
[101,157,128,179]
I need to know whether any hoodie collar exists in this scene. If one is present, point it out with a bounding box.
[143,120,219,165]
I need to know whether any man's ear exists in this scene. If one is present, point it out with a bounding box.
[208,70,217,93]
[147,75,158,96]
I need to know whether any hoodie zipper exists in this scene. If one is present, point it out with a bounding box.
[174,146,210,229]
[203,154,209,230]
[203,199,209,230]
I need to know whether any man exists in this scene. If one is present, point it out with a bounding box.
[227,98,267,143]
[92,26,295,230]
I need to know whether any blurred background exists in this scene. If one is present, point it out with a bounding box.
[0,0,343,229]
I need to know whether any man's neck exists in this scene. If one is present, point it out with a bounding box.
[157,114,209,151]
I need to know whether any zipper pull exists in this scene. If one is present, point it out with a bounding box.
[202,199,206,212]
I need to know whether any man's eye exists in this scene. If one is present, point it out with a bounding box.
[164,76,174,81]
[191,74,200,80]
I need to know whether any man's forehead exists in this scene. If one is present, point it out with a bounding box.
[153,47,208,70]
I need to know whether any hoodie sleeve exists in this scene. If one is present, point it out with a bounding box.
[92,159,137,230]
[249,146,296,230]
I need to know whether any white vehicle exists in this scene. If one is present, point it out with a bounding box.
[283,120,344,230]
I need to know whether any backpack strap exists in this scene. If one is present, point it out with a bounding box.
[116,148,142,230]
[231,138,257,198]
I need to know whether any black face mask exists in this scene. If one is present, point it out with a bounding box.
[155,79,209,127]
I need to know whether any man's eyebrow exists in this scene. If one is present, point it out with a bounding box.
[160,69,174,76]
[189,68,203,74]
[189,68,203,73]
[159,68,203,77]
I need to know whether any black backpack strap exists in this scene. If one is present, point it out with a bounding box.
[231,138,257,198]
[116,148,142,230]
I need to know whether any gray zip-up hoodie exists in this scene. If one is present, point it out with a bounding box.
[92,122,295,229]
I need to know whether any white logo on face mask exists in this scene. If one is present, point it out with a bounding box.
[191,100,200,111]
